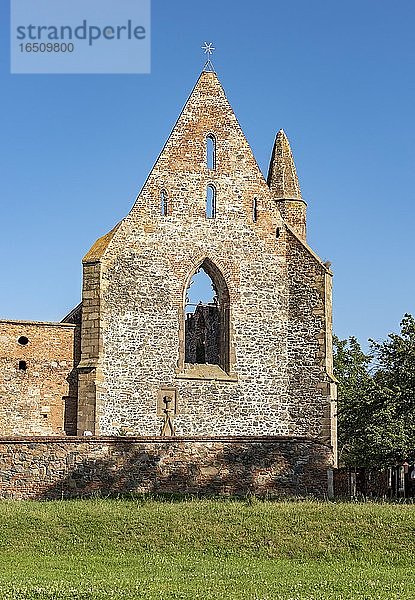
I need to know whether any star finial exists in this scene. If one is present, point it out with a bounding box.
[201,42,216,72]
[202,42,215,56]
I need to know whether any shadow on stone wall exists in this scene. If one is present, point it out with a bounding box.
[24,439,332,500]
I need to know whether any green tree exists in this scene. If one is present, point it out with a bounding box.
[333,335,374,466]
[334,314,415,468]
[371,313,415,416]
[370,313,415,464]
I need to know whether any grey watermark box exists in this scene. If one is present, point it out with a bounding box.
[11,0,151,74]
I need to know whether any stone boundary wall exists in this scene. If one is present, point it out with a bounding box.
[0,436,333,500]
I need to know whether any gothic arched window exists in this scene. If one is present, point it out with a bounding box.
[184,258,230,372]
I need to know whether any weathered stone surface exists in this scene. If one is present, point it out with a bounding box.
[0,436,333,499]
[77,70,336,459]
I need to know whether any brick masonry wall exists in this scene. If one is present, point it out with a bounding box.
[0,321,77,435]
[0,436,333,499]
[277,200,307,241]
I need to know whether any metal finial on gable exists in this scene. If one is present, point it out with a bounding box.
[202,42,215,72]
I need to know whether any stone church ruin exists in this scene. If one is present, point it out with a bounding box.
[0,68,337,498]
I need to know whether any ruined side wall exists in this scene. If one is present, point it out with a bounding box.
[0,321,76,435]
[286,231,337,449]
[0,436,333,499]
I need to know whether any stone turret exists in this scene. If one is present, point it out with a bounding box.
[267,129,307,241]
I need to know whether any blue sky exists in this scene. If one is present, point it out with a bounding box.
[1,0,414,349]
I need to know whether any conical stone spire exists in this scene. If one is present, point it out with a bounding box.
[267,129,302,200]
[267,129,307,241]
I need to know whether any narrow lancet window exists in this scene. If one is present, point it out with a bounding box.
[160,190,168,216]
[252,197,258,222]
[206,185,216,219]
[206,135,216,170]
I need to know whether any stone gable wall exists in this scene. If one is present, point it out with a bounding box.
[77,72,335,450]
[97,228,288,436]
[83,72,291,437]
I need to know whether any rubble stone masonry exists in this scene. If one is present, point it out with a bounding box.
[0,436,333,500]
[77,71,336,458]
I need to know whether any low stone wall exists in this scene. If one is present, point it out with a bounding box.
[0,436,333,500]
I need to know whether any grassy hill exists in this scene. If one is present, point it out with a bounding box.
[0,498,413,599]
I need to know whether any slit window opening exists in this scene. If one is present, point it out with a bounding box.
[206,185,216,219]
[160,190,168,216]
[206,135,216,170]
[19,361,27,371]
[252,198,258,222]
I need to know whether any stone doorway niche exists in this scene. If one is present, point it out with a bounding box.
[184,259,230,373]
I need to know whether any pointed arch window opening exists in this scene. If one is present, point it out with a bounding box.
[160,190,168,216]
[206,134,216,170]
[185,268,219,314]
[184,259,230,372]
[206,185,216,219]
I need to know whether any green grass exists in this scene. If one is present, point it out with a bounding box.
[0,497,414,599]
